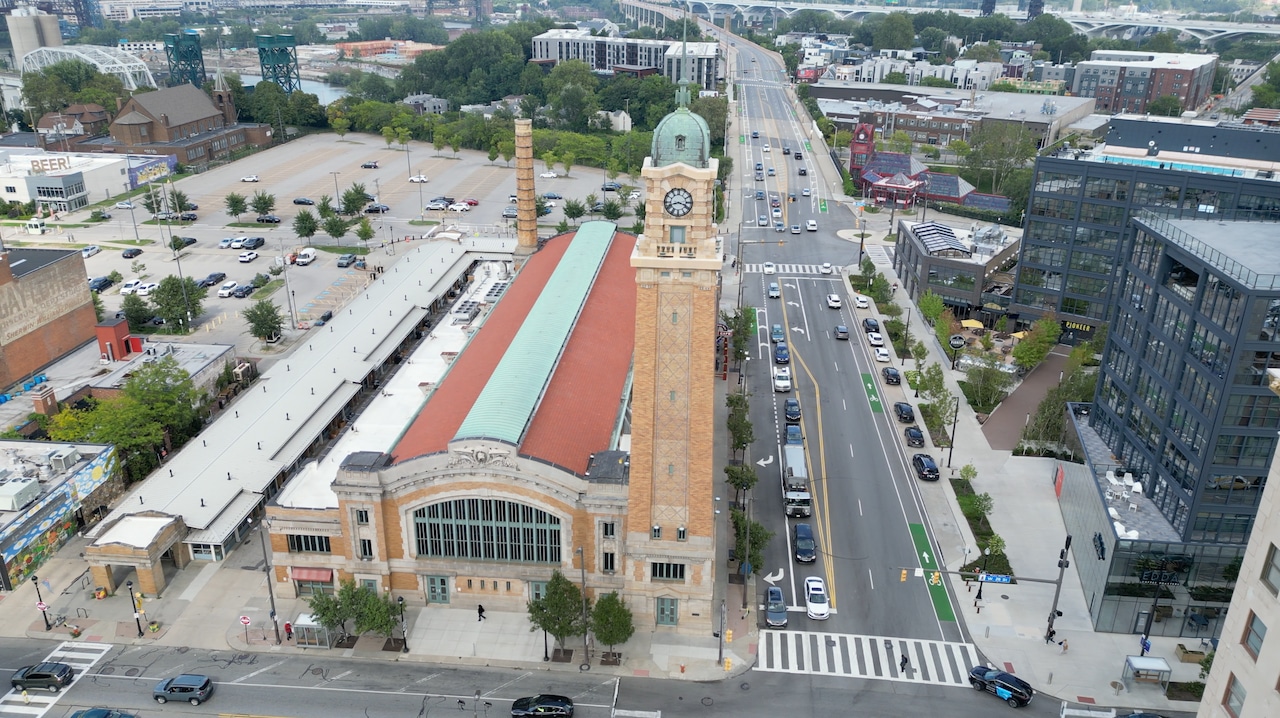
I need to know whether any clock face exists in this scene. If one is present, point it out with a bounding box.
[663,188,694,217]
[857,132,866,141]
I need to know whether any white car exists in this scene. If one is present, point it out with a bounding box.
[826,293,842,309]
[628,191,641,200]
[230,236,249,249]
[804,576,830,620]
[801,188,811,197]
[136,282,159,297]
[855,294,870,309]
[875,347,891,362]
[807,220,818,231]
[540,171,557,178]
[408,175,429,183]
[238,251,259,263]
[763,144,771,152]
[762,262,776,275]
[81,245,101,258]
[867,332,885,347]
[820,262,833,274]
[773,366,792,392]
[115,201,134,209]
[241,175,259,182]
[448,203,471,212]
[217,280,238,297]
[771,208,782,218]
[544,200,557,208]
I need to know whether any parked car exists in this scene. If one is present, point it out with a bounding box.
[804,576,830,620]
[12,662,74,692]
[912,454,940,481]
[463,198,480,206]
[448,202,471,212]
[511,695,573,717]
[240,175,259,182]
[231,284,255,298]
[855,294,870,309]
[218,237,234,249]
[771,324,785,343]
[198,272,226,288]
[601,181,622,192]
[539,171,558,178]
[70,710,136,718]
[867,332,884,347]
[765,586,788,628]
[241,237,264,249]
[217,281,238,297]
[502,207,519,219]
[88,276,113,292]
[120,279,143,295]
[542,192,562,200]
[229,237,248,249]
[408,174,429,183]
[784,398,801,423]
[365,204,391,213]
[238,251,258,263]
[904,425,925,448]
[256,214,281,223]
[81,245,101,258]
[894,402,915,423]
[136,282,159,297]
[968,666,1034,708]
[863,317,880,333]
[360,160,379,168]
[336,254,357,268]
[426,201,449,211]
[154,212,175,221]
[882,367,901,385]
[875,347,891,362]
[122,247,142,258]
[773,366,792,392]
[774,342,790,364]
[115,201,134,209]
[153,674,215,706]
[293,197,315,205]
[178,212,197,221]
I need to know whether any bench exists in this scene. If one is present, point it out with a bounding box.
[1176,643,1207,663]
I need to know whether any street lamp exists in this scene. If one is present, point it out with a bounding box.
[975,548,992,601]
[329,171,341,202]
[127,579,144,637]
[31,575,51,631]
[397,595,408,653]
[575,546,589,669]
[124,183,139,242]
[248,516,282,645]
[947,399,960,468]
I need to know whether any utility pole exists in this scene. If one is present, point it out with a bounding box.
[1044,534,1072,644]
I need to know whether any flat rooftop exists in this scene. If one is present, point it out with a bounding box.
[1152,214,1280,289]
[0,442,107,541]
[809,82,1095,122]
[2,247,79,280]
[91,341,233,391]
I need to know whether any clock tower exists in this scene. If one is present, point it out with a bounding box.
[624,50,721,634]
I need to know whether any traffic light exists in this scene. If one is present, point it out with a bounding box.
[900,569,908,582]
[726,629,734,643]
[930,572,942,586]
[724,658,732,671]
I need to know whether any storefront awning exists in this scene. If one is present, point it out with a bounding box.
[290,567,333,582]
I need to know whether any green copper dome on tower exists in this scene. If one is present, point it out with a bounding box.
[650,29,710,169]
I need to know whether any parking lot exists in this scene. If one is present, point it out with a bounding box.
[40,133,645,360]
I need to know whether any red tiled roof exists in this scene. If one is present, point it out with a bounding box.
[521,230,636,475]
[391,227,637,477]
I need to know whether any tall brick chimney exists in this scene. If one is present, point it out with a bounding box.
[514,119,538,255]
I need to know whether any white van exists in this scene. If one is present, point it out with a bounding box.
[295,248,317,266]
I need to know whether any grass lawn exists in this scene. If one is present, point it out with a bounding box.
[953,478,1014,577]
[311,245,370,255]
[251,279,284,299]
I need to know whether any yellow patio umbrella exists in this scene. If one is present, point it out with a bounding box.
[1011,331,1028,339]
[960,319,983,329]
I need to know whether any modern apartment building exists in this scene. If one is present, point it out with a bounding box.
[1071,50,1217,114]
[1198,370,1280,718]
[1010,116,1280,342]
[530,29,719,91]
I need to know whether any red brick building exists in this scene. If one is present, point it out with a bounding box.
[0,248,96,389]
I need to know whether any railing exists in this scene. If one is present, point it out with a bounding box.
[655,244,700,258]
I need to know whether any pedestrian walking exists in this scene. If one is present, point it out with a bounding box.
[21,690,29,705]
[1058,639,1069,655]
[899,654,909,672]
[284,622,293,641]
[477,604,486,622]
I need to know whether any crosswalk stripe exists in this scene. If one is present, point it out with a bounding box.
[756,631,979,687]
[0,642,114,718]
[745,263,835,276]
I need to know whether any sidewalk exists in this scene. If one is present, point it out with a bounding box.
[835,223,1204,713]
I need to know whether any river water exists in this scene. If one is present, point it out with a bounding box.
[238,74,349,105]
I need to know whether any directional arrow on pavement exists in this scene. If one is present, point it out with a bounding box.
[791,327,806,335]
[756,455,774,467]
[921,551,932,565]
[763,568,784,585]
[787,301,800,308]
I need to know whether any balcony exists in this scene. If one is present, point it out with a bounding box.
[655,244,699,259]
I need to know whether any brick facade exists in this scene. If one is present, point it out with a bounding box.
[0,249,96,388]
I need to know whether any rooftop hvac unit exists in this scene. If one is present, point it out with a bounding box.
[49,447,81,473]
[233,362,252,383]
[0,477,41,511]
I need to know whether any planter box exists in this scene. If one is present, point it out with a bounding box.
[1176,644,1206,663]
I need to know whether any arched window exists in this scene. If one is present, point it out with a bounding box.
[675,135,686,151]
[413,499,561,563]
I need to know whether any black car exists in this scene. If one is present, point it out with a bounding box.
[198,272,227,288]
[88,276,113,292]
[12,662,74,692]
[601,181,622,192]
[231,284,255,298]
[313,309,335,326]
[361,160,379,168]
[242,237,266,249]
[912,453,939,481]
[542,192,563,200]
[904,425,925,448]
[894,402,915,423]
[784,398,801,424]
[968,666,1034,708]
[122,247,142,258]
[256,214,281,223]
[882,367,901,385]
[430,196,456,205]
[365,203,390,213]
[363,192,377,202]
[863,317,880,333]
[179,236,198,246]
[179,212,197,221]
[293,197,315,205]
[511,694,574,717]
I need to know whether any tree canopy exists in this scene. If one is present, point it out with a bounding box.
[21,60,126,119]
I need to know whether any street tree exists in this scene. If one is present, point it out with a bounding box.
[918,291,945,325]
[143,191,163,215]
[591,592,635,657]
[352,587,399,639]
[526,570,588,650]
[911,339,929,368]
[600,199,625,221]
[918,362,950,409]
[150,274,205,331]
[121,293,152,331]
[243,299,285,341]
[972,492,995,530]
[563,199,585,224]
[889,130,914,155]
[966,123,1037,194]
[169,188,191,212]
[1146,94,1184,117]
[250,191,276,216]
[355,217,376,246]
[323,215,350,243]
[964,359,1015,413]
[859,257,876,290]
[121,354,202,448]
[1012,315,1063,370]
[498,139,515,166]
[317,195,336,218]
[381,125,397,148]
[559,151,576,177]
[225,192,248,222]
[331,117,350,138]
[488,143,500,163]
[48,393,163,483]
[293,210,319,245]
[959,463,978,483]
[724,464,758,506]
[340,184,368,215]
[730,507,772,575]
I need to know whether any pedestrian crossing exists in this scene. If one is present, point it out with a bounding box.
[0,642,113,718]
[746,264,834,276]
[864,245,894,266]
[756,630,980,686]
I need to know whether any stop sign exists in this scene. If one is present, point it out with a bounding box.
[239,615,251,626]
[35,601,47,612]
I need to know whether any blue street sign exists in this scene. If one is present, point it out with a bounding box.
[980,573,1013,584]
